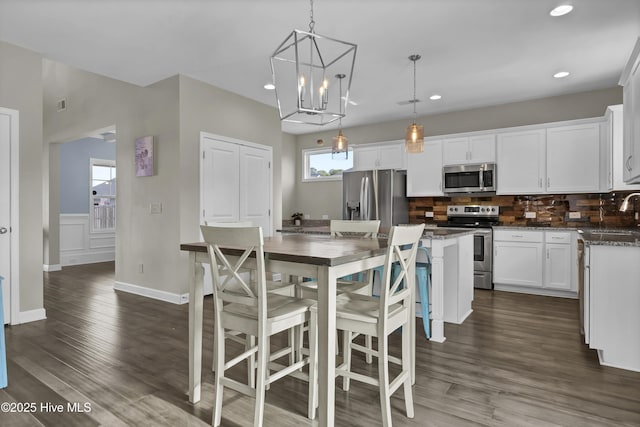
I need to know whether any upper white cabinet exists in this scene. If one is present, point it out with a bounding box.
[620,37,640,183]
[606,105,640,190]
[407,140,443,196]
[353,141,406,171]
[497,122,603,195]
[545,123,601,193]
[443,134,495,165]
[496,129,546,194]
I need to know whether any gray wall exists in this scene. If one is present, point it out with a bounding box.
[290,87,624,219]
[43,60,284,299]
[0,41,44,315]
[60,137,116,214]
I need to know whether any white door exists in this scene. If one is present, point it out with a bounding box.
[201,138,240,224]
[0,108,16,324]
[496,129,546,194]
[239,146,272,236]
[200,133,273,236]
[406,140,443,196]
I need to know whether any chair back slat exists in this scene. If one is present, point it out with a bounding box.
[201,225,267,318]
[378,224,425,326]
[330,220,380,238]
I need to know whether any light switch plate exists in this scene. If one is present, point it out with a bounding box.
[322,214,329,219]
[149,201,162,214]
[424,212,434,218]
[525,212,536,219]
[569,212,581,219]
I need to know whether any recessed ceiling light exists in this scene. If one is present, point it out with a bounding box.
[264,83,275,90]
[429,94,442,100]
[553,71,570,78]
[550,4,573,17]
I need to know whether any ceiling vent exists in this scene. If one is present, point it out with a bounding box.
[397,99,420,106]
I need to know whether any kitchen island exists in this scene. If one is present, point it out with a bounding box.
[278,224,475,343]
[581,229,640,373]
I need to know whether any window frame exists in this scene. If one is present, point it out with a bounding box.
[301,147,354,182]
[89,158,116,234]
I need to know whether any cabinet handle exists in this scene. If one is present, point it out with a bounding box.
[547,177,551,188]
[627,155,633,172]
[511,234,523,238]
[547,249,550,259]
[539,178,542,188]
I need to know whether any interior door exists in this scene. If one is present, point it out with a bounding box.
[201,138,240,224]
[0,109,14,324]
[239,145,272,236]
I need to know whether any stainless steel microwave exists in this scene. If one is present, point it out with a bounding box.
[442,163,496,193]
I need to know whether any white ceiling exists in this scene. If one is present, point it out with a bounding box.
[1,0,639,135]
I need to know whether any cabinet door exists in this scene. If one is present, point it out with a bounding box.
[354,146,379,170]
[545,243,572,290]
[496,129,546,194]
[378,144,406,170]
[630,59,640,181]
[493,241,543,287]
[610,105,640,190]
[469,134,496,164]
[546,123,601,193]
[623,82,635,182]
[407,140,443,196]
[442,137,469,165]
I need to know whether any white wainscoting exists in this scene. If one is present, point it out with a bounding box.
[60,214,115,266]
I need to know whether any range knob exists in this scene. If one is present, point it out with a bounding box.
[491,208,496,212]
[481,208,486,212]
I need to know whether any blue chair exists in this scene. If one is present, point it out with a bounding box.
[391,246,431,339]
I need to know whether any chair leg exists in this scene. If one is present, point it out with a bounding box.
[401,317,415,419]
[365,334,373,364]
[342,330,352,391]
[308,314,318,420]
[248,335,256,388]
[213,327,225,427]
[378,334,392,427]
[254,335,269,427]
[417,268,430,339]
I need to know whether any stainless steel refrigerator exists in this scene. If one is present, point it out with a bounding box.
[342,169,409,229]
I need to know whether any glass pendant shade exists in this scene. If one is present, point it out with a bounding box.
[405,122,424,153]
[332,130,348,159]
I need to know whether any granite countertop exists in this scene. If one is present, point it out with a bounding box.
[578,228,640,247]
[278,225,474,240]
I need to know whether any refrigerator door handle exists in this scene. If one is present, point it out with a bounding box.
[362,176,370,220]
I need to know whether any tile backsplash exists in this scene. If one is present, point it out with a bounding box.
[409,192,639,228]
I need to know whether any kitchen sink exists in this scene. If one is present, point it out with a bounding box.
[587,229,636,236]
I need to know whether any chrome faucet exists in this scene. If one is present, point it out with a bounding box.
[619,193,640,212]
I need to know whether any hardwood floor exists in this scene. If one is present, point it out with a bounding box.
[1,261,639,426]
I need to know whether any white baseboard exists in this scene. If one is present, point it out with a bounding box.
[43,264,62,272]
[61,252,115,267]
[114,281,189,305]
[17,308,47,325]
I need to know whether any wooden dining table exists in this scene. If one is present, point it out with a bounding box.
[180,233,417,427]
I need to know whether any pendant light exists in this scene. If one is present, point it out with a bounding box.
[270,0,357,126]
[405,54,424,153]
[332,74,348,159]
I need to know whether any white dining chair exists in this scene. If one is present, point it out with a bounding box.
[295,219,380,361]
[201,225,317,426]
[310,224,424,427]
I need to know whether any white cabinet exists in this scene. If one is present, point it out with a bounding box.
[493,229,576,296]
[443,134,495,165]
[620,38,640,183]
[496,129,546,194]
[353,141,406,171]
[545,123,601,193]
[585,244,640,372]
[406,140,443,196]
[605,105,640,190]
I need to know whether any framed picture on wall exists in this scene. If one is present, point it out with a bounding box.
[135,135,154,177]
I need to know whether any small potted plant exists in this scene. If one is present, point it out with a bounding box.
[291,212,304,226]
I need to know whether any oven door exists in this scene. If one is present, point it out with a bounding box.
[443,165,482,193]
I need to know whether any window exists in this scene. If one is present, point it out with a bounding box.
[302,147,354,182]
[90,159,116,232]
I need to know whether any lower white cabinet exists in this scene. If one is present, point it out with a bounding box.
[493,229,576,296]
[585,244,640,372]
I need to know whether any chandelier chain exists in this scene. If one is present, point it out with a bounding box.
[413,57,417,117]
[309,0,315,32]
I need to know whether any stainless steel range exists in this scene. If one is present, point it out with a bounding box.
[439,205,499,290]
